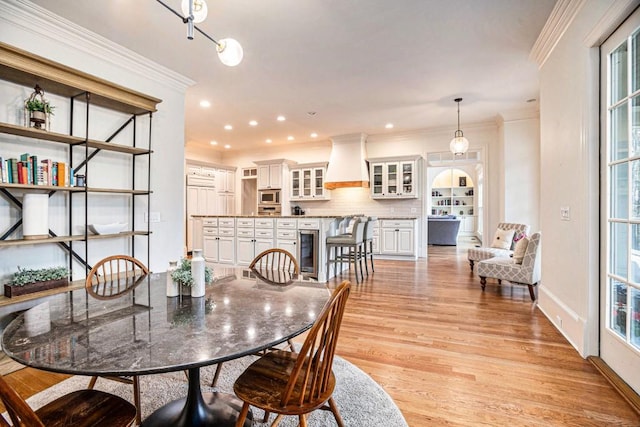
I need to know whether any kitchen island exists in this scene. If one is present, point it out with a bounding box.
[191,215,418,283]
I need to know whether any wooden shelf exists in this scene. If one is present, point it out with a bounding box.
[0,122,152,155]
[0,231,151,247]
[87,188,151,195]
[0,182,85,192]
[0,42,161,114]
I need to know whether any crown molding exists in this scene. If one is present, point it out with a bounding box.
[0,0,194,92]
[584,0,640,47]
[530,0,587,68]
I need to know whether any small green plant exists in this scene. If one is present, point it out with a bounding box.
[25,99,54,115]
[171,258,212,287]
[9,266,69,286]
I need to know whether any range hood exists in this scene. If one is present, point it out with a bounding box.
[324,133,370,189]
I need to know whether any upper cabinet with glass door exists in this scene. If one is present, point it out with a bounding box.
[368,155,421,199]
[290,162,330,201]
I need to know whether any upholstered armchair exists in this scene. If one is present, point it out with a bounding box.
[467,222,530,271]
[477,232,542,301]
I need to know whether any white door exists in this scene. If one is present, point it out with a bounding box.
[380,228,398,254]
[203,235,219,262]
[218,237,235,264]
[236,238,255,265]
[396,228,414,255]
[601,8,640,394]
[269,164,282,189]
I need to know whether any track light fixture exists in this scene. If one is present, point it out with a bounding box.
[156,0,243,67]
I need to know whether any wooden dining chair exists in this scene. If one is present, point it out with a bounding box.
[0,374,137,427]
[85,254,149,425]
[249,248,299,276]
[210,248,300,388]
[233,280,351,427]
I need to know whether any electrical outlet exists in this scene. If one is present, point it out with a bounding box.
[560,207,570,221]
[556,315,562,328]
[145,212,161,223]
[410,207,417,213]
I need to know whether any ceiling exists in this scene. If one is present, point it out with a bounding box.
[30,0,556,153]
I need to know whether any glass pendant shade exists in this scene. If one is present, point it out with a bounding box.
[181,0,208,23]
[450,131,469,156]
[217,38,243,66]
[449,98,469,156]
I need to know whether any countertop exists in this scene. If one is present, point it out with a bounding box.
[191,215,419,220]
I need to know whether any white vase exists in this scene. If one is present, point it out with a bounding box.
[166,260,179,297]
[191,249,206,298]
[22,194,49,239]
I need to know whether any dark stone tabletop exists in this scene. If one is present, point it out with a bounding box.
[1,267,330,377]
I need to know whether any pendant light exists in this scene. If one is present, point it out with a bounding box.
[157,0,243,67]
[450,98,469,156]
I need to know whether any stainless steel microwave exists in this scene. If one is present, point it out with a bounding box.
[259,189,280,205]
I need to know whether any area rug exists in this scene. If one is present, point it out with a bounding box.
[25,355,408,426]
[0,351,25,376]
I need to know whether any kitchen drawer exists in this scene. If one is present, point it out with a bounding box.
[277,219,297,229]
[219,218,235,228]
[236,229,254,238]
[255,228,274,238]
[237,218,255,228]
[202,218,218,227]
[277,230,297,240]
[219,227,235,237]
[381,219,414,228]
[298,219,320,229]
[255,218,275,228]
[203,227,218,236]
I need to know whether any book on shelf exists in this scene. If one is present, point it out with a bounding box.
[1,156,70,187]
[57,162,66,187]
[10,158,17,184]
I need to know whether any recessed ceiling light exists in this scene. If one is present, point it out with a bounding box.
[224,124,233,130]
[310,132,318,138]
[199,100,211,108]
[265,139,272,143]
[249,120,258,126]
[210,140,218,145]
[277,115,286,122]
[385,123,394,129]
[224,144,231,149]
[287,136,294,141]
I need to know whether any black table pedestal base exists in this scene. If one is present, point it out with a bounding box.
[141,368,252,427]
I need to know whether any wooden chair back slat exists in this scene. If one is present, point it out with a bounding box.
[0,375,45,427]
[85,255,149,300]
[250,248,299,275]
[280,280,350,407]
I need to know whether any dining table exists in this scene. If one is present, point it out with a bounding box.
[1,265,331,426]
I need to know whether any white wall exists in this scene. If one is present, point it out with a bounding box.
[0,0,191,279]
[536,0,613,356]
[501,116,541,232]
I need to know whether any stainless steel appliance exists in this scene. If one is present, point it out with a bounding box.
[298,229,319,278]
[258,205,281,216]
[258,189,280,205]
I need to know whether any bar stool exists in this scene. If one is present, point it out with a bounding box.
[326,217,366,283]
[363,216,377,275]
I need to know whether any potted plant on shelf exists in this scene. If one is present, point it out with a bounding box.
[4,266,69,298]
[170,257,212,297]
[24,84,54,130]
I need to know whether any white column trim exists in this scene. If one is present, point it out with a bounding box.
[529,0,586,68]
[0,0,194,92]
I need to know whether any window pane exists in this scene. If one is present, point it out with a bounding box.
[631,224,640,284]
[611,280,628,338]
[633,97,640,157]
[634,30,640,92]
[633,160,640,219]
[611,222,629,278]
[611,103,629,161]
[612,41,628,104]
[611,162,629,219]
[632,287,640,349]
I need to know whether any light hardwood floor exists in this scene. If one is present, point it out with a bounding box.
[3,242,640,426]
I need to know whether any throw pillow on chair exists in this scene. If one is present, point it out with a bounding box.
[491,228,515,249]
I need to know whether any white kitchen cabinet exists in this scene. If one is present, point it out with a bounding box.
[291,163,329,201]
[276,218,298,255]
[217,193,235,215]
[203,218,235,264]
[186,186,217,251]
[216,169,235,193]
[236,218,275,265]
[369,156,420,199]
[380,219,416,257]
[257,163,282,189]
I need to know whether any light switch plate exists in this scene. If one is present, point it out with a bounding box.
[560,207,570,221]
